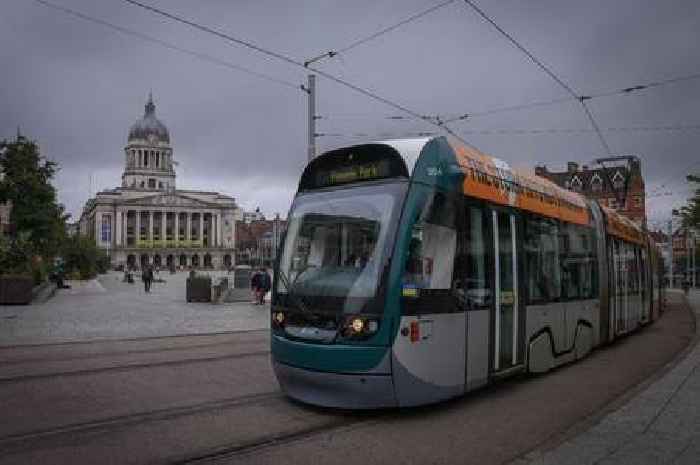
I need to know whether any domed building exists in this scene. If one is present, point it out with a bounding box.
[79,95,241,270]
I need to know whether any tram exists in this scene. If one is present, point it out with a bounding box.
[270,136,665,408]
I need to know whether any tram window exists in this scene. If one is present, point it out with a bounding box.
[402,191,457,295]
[631,246,641,295]
[560,224,597,300]
[277,185,403,305]
[453,203,491,310]
[524,216,561,304]
[586,228,598,298]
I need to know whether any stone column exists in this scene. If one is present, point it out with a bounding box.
[135,210,141,246]
[120,211,125,246]
[115,210,122,246]
[174,212,179,244]
[217,213,222,248]
[199,213,205,247]
[187,212,192,241]
[148,211,154,243]
[95,211,102,244]
[161,211,167,246]
[212,214,217,247]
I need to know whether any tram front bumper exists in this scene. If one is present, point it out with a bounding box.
[272,361,397,409]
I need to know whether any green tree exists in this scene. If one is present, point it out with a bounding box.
[680,174,700,229]
[61,235,109,279]
[0,232,32,275]
[0,135,68,260]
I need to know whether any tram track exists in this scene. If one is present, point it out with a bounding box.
[0,328,268,350]
[0,338,267,366]
[0,348,271,384]
[0,390,283,455]
[175,416,383,465]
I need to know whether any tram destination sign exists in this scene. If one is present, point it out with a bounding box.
[312,159,396,188]
[323,161,383,185]
[300,144,410,191]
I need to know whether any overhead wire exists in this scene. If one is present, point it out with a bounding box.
[121,0,472,146]
[31,0,301,90]
[339,0,456,53]
[321,124,700,137]
[462,0,578,98]
[648,159,700,193]
[305,0,457,65]
[461,0,611,155]
[36,0,700,159]
[317,131,437,139]
[321,70,700,123]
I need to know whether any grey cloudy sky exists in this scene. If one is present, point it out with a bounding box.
[2,0,699,228]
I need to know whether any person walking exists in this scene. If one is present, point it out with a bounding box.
[250,269,262,304]
[258,268,272,305]
[142,264,154,293]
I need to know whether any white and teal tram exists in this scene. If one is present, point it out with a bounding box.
[270,136,665,408]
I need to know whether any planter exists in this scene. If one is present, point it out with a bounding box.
[0,276,34,305]
[186,276,212,302]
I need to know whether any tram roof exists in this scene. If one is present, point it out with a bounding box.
[379,136,592,226]
[600,205,646,245]
[313,136,648,238]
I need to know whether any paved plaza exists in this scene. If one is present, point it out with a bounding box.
[0,271,269,345]
[513,289,700,465]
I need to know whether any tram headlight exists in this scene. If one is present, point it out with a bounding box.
[272,311,285,327]
[350,318,364,333]
[342,315,380,339]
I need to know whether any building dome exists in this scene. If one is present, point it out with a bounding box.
[128,94,170,143]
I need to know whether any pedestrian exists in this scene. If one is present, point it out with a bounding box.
[143,264,154,293]
[250,269,261,304]
[682,276,690,296]
[258,267,271,305]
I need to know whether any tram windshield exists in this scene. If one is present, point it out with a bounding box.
[276,182,405,315]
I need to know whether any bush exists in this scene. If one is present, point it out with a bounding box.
[96,251,110,274]
[61,236,103,280]
[31,262,46,285]
[0,233,33,277]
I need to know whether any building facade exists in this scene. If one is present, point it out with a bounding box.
[235,214,286,267]
[535,158,646,225]
[242,207,266,224]
[79,95,241,270]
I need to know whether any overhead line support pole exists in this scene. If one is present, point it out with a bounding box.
[306,74,316,162]
[669,218,674,289]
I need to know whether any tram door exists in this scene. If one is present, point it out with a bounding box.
[492,211,523,371]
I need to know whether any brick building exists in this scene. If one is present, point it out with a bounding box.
[235,214,286,267]
[535,157,646,225]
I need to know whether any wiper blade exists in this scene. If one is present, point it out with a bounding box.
[277,269,312,315]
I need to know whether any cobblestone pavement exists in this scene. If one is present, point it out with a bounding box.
[512,289,700,465]
[0,271,269,345]
[0,290,693,464]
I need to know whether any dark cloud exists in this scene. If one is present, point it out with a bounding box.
[2,0,699,226]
